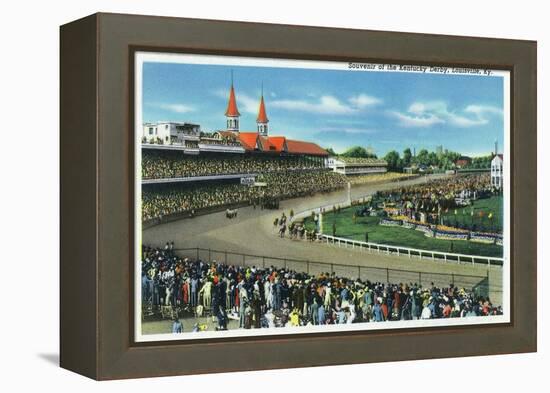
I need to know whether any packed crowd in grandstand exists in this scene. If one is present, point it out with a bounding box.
[142,150,324,179]
[347,172,417,185]
[141,244,501,332]
[142,170,347,221]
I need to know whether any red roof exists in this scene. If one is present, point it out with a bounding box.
[268,136,287,153]
[259,136,278,152]
[256,95,269,123]
[225,85,240,117]
[216,131,327,156]
[237,132,259,150]
[286,139,328,156]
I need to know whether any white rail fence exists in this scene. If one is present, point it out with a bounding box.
[318,234,503,267]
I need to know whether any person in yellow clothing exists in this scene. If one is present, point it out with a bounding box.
[288,308,301,327]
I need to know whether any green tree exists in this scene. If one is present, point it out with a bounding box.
[384,150,402,171]
[416,149,429,165]
[341,146,377,158]
[402,148,412,167]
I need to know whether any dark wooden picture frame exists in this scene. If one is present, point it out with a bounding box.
[60,13,537,380]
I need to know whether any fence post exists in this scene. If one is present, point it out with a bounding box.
[358,266,361,280]
[262,256,266,268]
[330,263,334,274]
[307,261,310,274]
[242,253,246,266]
[225,250,228,264]
[452,273,455,286]
[386,268,389,283]
[208,248,211,261]
[196,248,199,260]
[419,271,422,286]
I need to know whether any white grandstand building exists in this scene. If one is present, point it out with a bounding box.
[491,153,503,189]
[327,156,388,175]
[142,122,201,149]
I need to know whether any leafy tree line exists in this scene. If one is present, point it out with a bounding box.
[325,146,377,159]
[325,145,494,172]
[383,148,463,172]
[466,155,493,169]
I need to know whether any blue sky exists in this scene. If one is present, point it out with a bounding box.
[142,61,505,157]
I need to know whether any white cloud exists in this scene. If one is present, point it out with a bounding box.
[348,93,382,108]
[212,89,259,115]
[271,95,356,114]
[236,93,261,115]
[318,126,376,135]
[390,110,445,127]
[392,101,502,128]
[154,103,195,114]
[213,89,381,116]
[464,104,503,116]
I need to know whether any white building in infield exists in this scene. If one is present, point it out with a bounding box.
[491,153,504,189]
[327,156,388,175]
[142,122,201,145]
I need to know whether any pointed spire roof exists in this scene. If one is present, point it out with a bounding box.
[225,83,240,117]
[256,94,269,123]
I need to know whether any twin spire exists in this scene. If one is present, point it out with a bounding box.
[225,75,269,136]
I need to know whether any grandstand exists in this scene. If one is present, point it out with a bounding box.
[141,82,351,223]
[327,156,388,175]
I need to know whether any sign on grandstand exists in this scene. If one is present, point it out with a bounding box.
[240,176,256,185]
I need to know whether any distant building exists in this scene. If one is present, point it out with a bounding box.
[142,122,200,145]
[327,156,387,175]
[491,154,503,189]
[436,145,443,157]
[455,156,472,168]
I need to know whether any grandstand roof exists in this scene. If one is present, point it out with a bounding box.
[286,139,328,156]
[237,132,259,150]
[258,135,278,152]
[225,84,240,117]
[268,136,287,153]
[256,95,269,123]
[216,131,327,156]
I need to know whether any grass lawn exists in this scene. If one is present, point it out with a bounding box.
[304,203,503,258]
[440,195,503,232]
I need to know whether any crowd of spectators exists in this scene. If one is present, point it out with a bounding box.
[142,151,325,179]
[374,174,496,218]
[199,135,242,146]
[142,170,347,221]
[141,244,501,332]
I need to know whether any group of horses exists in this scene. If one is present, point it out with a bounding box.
[225,208,238,219]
